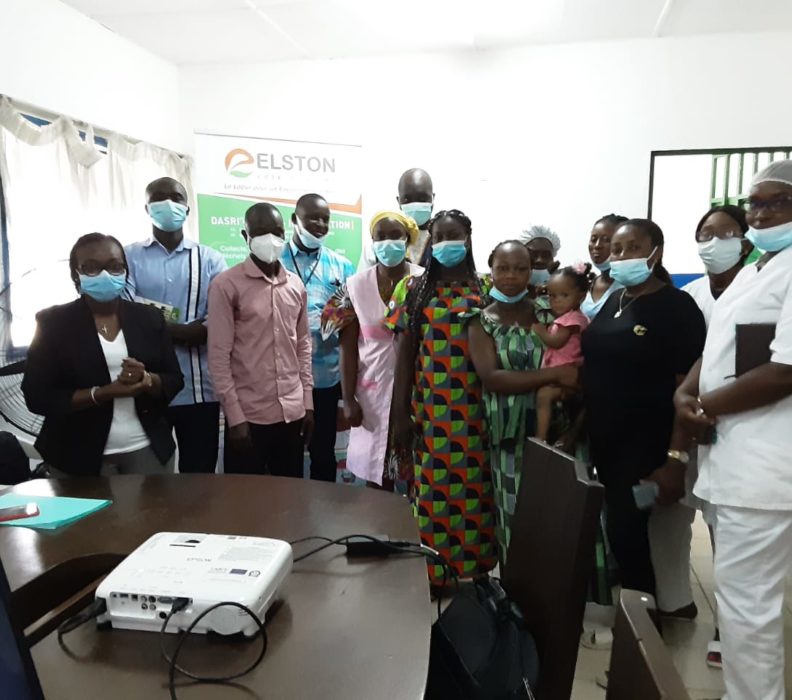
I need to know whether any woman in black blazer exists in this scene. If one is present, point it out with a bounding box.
[22,233,184,476]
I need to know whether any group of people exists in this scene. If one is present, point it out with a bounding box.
[20,160,792,700]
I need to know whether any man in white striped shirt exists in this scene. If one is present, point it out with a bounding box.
[125,177,227,473]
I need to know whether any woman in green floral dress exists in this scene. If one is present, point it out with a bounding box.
[468,241,578,565]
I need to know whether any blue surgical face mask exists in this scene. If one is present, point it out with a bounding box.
[609,248,657,287]
[746,221,792,253]
[294,218,324,250]
[432,240,468,268]
[594,261,611,273]
[79,270,127,302]
[490,286,529,304]
[400,201,433,227]
[147,200,188,232]
[530,268,551,286]
[373,239,407,268]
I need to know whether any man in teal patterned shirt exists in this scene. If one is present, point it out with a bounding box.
[281,193,355,482]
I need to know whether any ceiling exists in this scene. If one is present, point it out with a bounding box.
[63,0,792,65]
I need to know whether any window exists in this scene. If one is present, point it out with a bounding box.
[648,147,792,280]
[0,96,193,348]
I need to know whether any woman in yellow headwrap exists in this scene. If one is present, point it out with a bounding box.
[321,211,423,488]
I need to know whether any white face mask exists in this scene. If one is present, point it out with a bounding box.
[697,237,743,274]
[249,233,285,263]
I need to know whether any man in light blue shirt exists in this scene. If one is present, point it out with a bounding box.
[281,193,355,482]
[125,177,227,473]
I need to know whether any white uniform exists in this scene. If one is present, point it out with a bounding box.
[681,275,716,326]
[695,246,792,700]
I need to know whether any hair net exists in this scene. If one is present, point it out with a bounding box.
[752,159,792,188]
[520,224,561,255]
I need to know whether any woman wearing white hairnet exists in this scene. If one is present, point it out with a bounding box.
[675,159,792,700]
[520,225,561,297]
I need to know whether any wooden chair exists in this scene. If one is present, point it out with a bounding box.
[607,589,691,700]
[502,439,605,700]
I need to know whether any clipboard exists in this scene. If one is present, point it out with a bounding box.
[735,323,776,376]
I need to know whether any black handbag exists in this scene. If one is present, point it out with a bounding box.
[426,577,539,700]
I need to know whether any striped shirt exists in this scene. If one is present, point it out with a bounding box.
[281,239,355,389]
[125,236,227,406]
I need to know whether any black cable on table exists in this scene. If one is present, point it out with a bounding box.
[291,533,415,563]
[290,534,457,617]
[56,598,107,647]
[160,599,268,700]
[287,535,334,546]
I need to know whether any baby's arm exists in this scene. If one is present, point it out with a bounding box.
[532,323,578,350]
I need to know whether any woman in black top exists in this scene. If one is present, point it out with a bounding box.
[582,219,706,597]
[22,233,183,476]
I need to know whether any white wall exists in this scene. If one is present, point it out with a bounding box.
[180,32,792,269]
[0,0,182,151]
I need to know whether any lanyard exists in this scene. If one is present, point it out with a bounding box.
[289,244,321,287]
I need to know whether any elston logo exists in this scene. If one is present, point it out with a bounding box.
[224,148,254,178]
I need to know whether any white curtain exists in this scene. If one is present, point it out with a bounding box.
[0,95,194,346]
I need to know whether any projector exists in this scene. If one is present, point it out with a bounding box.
[96,532,292,637]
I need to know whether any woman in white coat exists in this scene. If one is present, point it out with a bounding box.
[650,204,752,669]
[675,160,792,700]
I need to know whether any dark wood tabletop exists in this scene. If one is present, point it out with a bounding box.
[0,475,431,699]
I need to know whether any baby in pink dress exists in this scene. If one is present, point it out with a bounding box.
[532,264,591,443]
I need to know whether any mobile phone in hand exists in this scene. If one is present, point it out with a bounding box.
[632,481,660,511]
[0,503,39,523]
[697,425,717,446]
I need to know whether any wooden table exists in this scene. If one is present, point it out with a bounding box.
[0,475,431,699]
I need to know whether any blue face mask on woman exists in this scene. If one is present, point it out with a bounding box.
[432,240,468,268]
[79,270,127,302]
[373,239,407,267]
[746,221,792,252]
[147,200,188,232]
[594,261,611,273]
[490,287,529,304]
[609,248,657,287]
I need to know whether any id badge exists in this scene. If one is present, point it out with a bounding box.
[136,297,181,322]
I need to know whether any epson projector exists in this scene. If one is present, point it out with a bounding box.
[96,532,292,637]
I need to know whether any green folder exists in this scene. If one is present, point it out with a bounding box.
[0,493,111,529]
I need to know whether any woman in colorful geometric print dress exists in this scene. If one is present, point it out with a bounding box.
[387,209,496,584]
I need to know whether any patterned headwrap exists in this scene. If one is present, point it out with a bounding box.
[369,211,420,245]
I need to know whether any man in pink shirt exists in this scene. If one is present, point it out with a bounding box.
[208,203,314,476]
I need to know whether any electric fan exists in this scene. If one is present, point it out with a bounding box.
[0,258,76,452]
